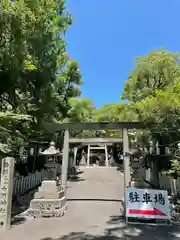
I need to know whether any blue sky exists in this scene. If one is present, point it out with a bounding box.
[65,0,180,108]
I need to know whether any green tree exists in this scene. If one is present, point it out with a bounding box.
[95,102,137,122]
[94,102,138,136]
[65,97,97,137]
[122,49,180,102]
[0,0,82,153]
[67,98,95,122]
[134,83,180,144]
[121,49,180,145]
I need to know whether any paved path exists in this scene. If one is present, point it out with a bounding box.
[1,167,180,239]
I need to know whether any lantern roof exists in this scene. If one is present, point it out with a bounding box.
[40,141,61,156]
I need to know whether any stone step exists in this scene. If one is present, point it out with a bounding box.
[34,192,60,199]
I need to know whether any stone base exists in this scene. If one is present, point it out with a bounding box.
[23,180,67,218]
[34,180,63,199]
[25,197,68,218]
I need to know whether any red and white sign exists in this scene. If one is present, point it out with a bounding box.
[126,187,171,220]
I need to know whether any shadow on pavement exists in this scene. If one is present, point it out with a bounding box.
[11,188,37,224]
[116,165,123,173]
[11,216,27,226]
[40,214,180,240]
[68,170,85,182]
[68,176,86,182]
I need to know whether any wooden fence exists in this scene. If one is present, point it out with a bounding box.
[13,170,47,197]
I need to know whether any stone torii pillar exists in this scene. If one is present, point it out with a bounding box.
[122,128,130,188]
[61,129,70,192]
[122,128,130,216]
[104,144,108,166]
[73,147,78,166]
[87,144,90,166]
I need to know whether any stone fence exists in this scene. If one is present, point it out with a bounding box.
[144,168,180,195]
[159,174,180,195]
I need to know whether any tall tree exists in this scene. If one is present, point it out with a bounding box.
[134,83,180,144]
[121,49,180,145]
[95,102,137,122]
[67,98,95,122]
[0,0,82,153]
[122,49,180,102]
[94,102,138,136]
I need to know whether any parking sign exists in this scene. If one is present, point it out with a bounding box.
[126,187,171,220]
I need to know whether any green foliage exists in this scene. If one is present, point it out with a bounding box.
[0,0,82,154]
[122,49,180,102]
[119,49,180,146]
[95,102,137,122]
[67,98,95,122]
[171,159,180,172]
[1,0,180,163]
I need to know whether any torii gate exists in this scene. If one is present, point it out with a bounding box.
[69,137,122,166]
[24,121,150,219]
[44,121,148,192]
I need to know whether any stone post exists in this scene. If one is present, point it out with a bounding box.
[87,145,90,166]
[149,141,153,154]
[73,147,78,166]
[61,129,69,192]
[122,128,130,218]
[104,145,108,167]
[122,128,130,188]
[148,140,160,188]
[0,157,15,231]
[165,146,170,155]
[68,149,74,171]
[156,142,160,155]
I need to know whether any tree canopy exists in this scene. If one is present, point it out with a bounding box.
[0,0,82,153]
[122,50,180,102]
[0,1,179,154]
[95,49,180,145]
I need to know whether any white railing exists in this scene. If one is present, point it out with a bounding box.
[13,170,48,196]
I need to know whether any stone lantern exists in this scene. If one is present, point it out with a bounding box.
[26,141,67,218]
[40,141,60,181]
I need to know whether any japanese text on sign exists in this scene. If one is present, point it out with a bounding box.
[128,191,165,205]
[0,159,10,223]
[125,187,171,220]
[0,158,14,229]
